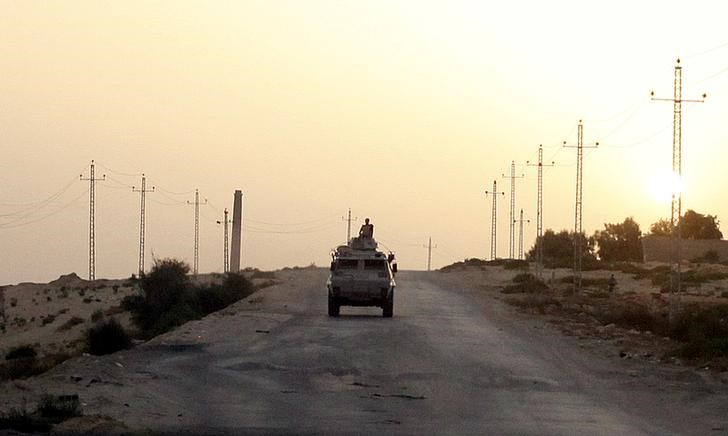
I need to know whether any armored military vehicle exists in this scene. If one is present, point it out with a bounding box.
[327,235,397,317]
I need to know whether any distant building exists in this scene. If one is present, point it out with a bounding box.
[641,235,728,263]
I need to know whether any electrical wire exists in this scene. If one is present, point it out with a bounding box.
[0,176,79,217]
[243,213,340,227]
[0,188,89,229]
[95,161,141,178]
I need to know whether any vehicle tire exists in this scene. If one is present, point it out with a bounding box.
[382,291,394,318]
[328,296,340,317]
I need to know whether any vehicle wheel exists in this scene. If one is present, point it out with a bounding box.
[382,291,394,318]
[328,296,340,317]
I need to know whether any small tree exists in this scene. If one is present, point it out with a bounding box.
[594,217,643,262]
[682,210,722,239]
[649,219,671,236]
[649,210,722,239]
[527,229,596,268]
[132,258,191,331]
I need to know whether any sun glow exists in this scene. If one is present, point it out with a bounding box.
[649,171,684,202]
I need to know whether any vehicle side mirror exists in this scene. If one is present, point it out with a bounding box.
[392,264,398,273]
[330,261,336,272]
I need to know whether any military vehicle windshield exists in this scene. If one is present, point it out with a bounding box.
[364,259,387,270]
[337,259,358,269]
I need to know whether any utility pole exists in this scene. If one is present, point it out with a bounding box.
[132,174,154,277]
[527,145,554,277]
[485,180,505,261]
[564,121,598,293]
[342,208,357,244]
[424,237,437,271]
[502,161,524,259]
[651,58,706,312]
[187,189,207,277]
[80,160,105,281]
[515,209,530,260]
[216,208,230,273]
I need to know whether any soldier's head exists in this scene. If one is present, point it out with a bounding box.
[365,218,370,224]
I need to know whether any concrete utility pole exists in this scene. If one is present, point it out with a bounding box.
[187,189,207,277]
[485,180,505,261]
[651,59,706,304]
[216,208,229,273]
[564,121,598,293]
[424,237,437,271]
[502,161,524,259]
[230,190,243,273]
[342,208,357,244]
[515,209,530,260]
[80,160,105,281]
[132,174,154,277]
[527,145,554,277]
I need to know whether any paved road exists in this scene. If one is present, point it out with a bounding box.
[13,269,726,435]
[88,269,722,435]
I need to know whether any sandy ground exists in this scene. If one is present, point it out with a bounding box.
[0,273,138,357]
[0,267,726,434]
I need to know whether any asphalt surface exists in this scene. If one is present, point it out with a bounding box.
[81,269,722,435]
[6,269,726,435]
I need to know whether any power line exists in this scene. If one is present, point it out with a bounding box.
[527,145,554,277]
[651,58,707,316]
[80,160,105,281]
[502,161,524,259]
[564,121,598,293]
[424,237,437,271]
[187,189,208,277]
[484,180,505,261]
[342,208,357,244]
[216,208,230,273]
[132,174,155,277]
[515,209,530,261]
[0,188,88,229]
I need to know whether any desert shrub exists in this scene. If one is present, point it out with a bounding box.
[91,309,104,322]
[691,250,721,264]
[13,317,27,327]
[250,269,276,279]
[0,394,81,433]
[41,315,56,326]
[10,298,17,307]
[124,261,253,338]
[673,338,728,360]
[504,294,560,313]
[5,345,37,361]
[0,405,52,433]
[78,289,85,297]
[0,345,62,380]
[594,303,663,332]
[56,316,84,331]
[82,297,93,304]
[667,304,728,342]
[37,394,81,421]
[503,259,530,270]
[86,319,131,355]
[439,258,489,272]
[502,273,548,294]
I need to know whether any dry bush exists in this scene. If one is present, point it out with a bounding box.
[504,294,560,313]
[56,316,84,332]
[502,273,548,294]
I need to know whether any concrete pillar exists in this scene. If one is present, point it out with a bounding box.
[230,190,243,272]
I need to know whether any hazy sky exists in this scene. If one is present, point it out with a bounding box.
[3,0,728,284]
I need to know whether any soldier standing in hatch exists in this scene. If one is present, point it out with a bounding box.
[359,218,374,238]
